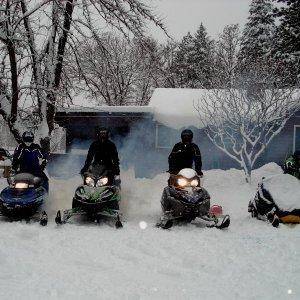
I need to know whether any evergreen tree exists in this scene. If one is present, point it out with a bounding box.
[240,0,276,61]
[273,0,300,82]
[173,32,198,87]
[193,23,214,88]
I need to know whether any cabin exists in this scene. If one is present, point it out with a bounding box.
[51,88,300,178]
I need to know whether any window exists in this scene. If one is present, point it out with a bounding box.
[294,125,300,152]
[155,124,177,149]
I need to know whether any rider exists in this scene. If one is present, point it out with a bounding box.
[12,131,48,190]
[80,127,120,182]
[168,129,203,177]
[284,150,300,179]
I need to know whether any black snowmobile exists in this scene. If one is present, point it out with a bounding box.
[157,168,230,229]
[0,172,48,225]
[55,164,122,228]
[248,174,300,227]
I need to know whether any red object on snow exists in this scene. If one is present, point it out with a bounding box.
[209,205,223,216]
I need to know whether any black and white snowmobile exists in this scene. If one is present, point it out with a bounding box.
[157,168,230,229]
[0,173,48,226]
[55,164,122,228]
[248,173,300,227]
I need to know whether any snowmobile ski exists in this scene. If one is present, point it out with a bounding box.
[39,211,48,226]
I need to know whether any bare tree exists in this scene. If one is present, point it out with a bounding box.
[68,34,161,106]
[0,0,166,151]
[197,61,300,182]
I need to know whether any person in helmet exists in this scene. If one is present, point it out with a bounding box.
[12,131,48,190]
[168,129,203,176]
[80,127,120,179]
[284,150,300,179]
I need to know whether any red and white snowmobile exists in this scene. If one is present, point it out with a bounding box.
[157,168,230,229]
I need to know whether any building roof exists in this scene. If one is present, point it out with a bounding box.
[56,88,300,130]
[58,105,153,114]
[57,88,206,129]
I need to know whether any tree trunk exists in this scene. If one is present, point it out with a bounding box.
[47,0,74,129]
[43,0,74,153]
[7,40,18,123]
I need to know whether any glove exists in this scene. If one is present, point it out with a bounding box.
[114,175,121,186]
[40,159,47,171]
[198,170,203,177]
[10,169,17,177]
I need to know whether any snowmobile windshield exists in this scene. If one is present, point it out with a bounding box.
[9,173,41,187]
[87,164,109,177]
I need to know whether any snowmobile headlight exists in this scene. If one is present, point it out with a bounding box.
[96,177,109,187]
[15,182,29,189]
[177,178,188,187]
[190,179,199,187]
[85,176,95,187]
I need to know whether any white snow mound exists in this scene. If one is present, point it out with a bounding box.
[263,174,300,211]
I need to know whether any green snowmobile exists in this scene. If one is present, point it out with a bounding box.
[55,164,122,228]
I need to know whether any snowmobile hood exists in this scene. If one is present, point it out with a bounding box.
[0,186,46,206]
[75,185,119,203]
[169,186,206,204]
[178,168,197,179]
[262,174,300,211]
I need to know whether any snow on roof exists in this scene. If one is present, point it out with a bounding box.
[149,88,205,129]
[57,88,300,129]
[58,89,205,127]
[57,92,153,114]
[149,88,300,130]
[58,105,153,114]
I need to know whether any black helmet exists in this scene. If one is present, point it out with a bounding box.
[181,129,193,144]
[22,131,34,143]
[97,127,109,141]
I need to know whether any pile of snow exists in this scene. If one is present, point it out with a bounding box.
[0,163,299,299]
[263,174,300,211]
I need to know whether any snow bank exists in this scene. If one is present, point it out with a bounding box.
[263,174,300,211]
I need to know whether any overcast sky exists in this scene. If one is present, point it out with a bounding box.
[146,0,252,42]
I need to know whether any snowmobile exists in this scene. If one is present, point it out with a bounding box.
[157,168,230,229]
[248,174,300,227]
[55,164,122,228]
[0,172,48,226]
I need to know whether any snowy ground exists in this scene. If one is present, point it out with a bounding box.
[0,163,299,300]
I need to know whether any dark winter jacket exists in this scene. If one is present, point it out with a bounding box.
[12,143,47,176]
[81,140,120,175]
[168,142,202,175]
